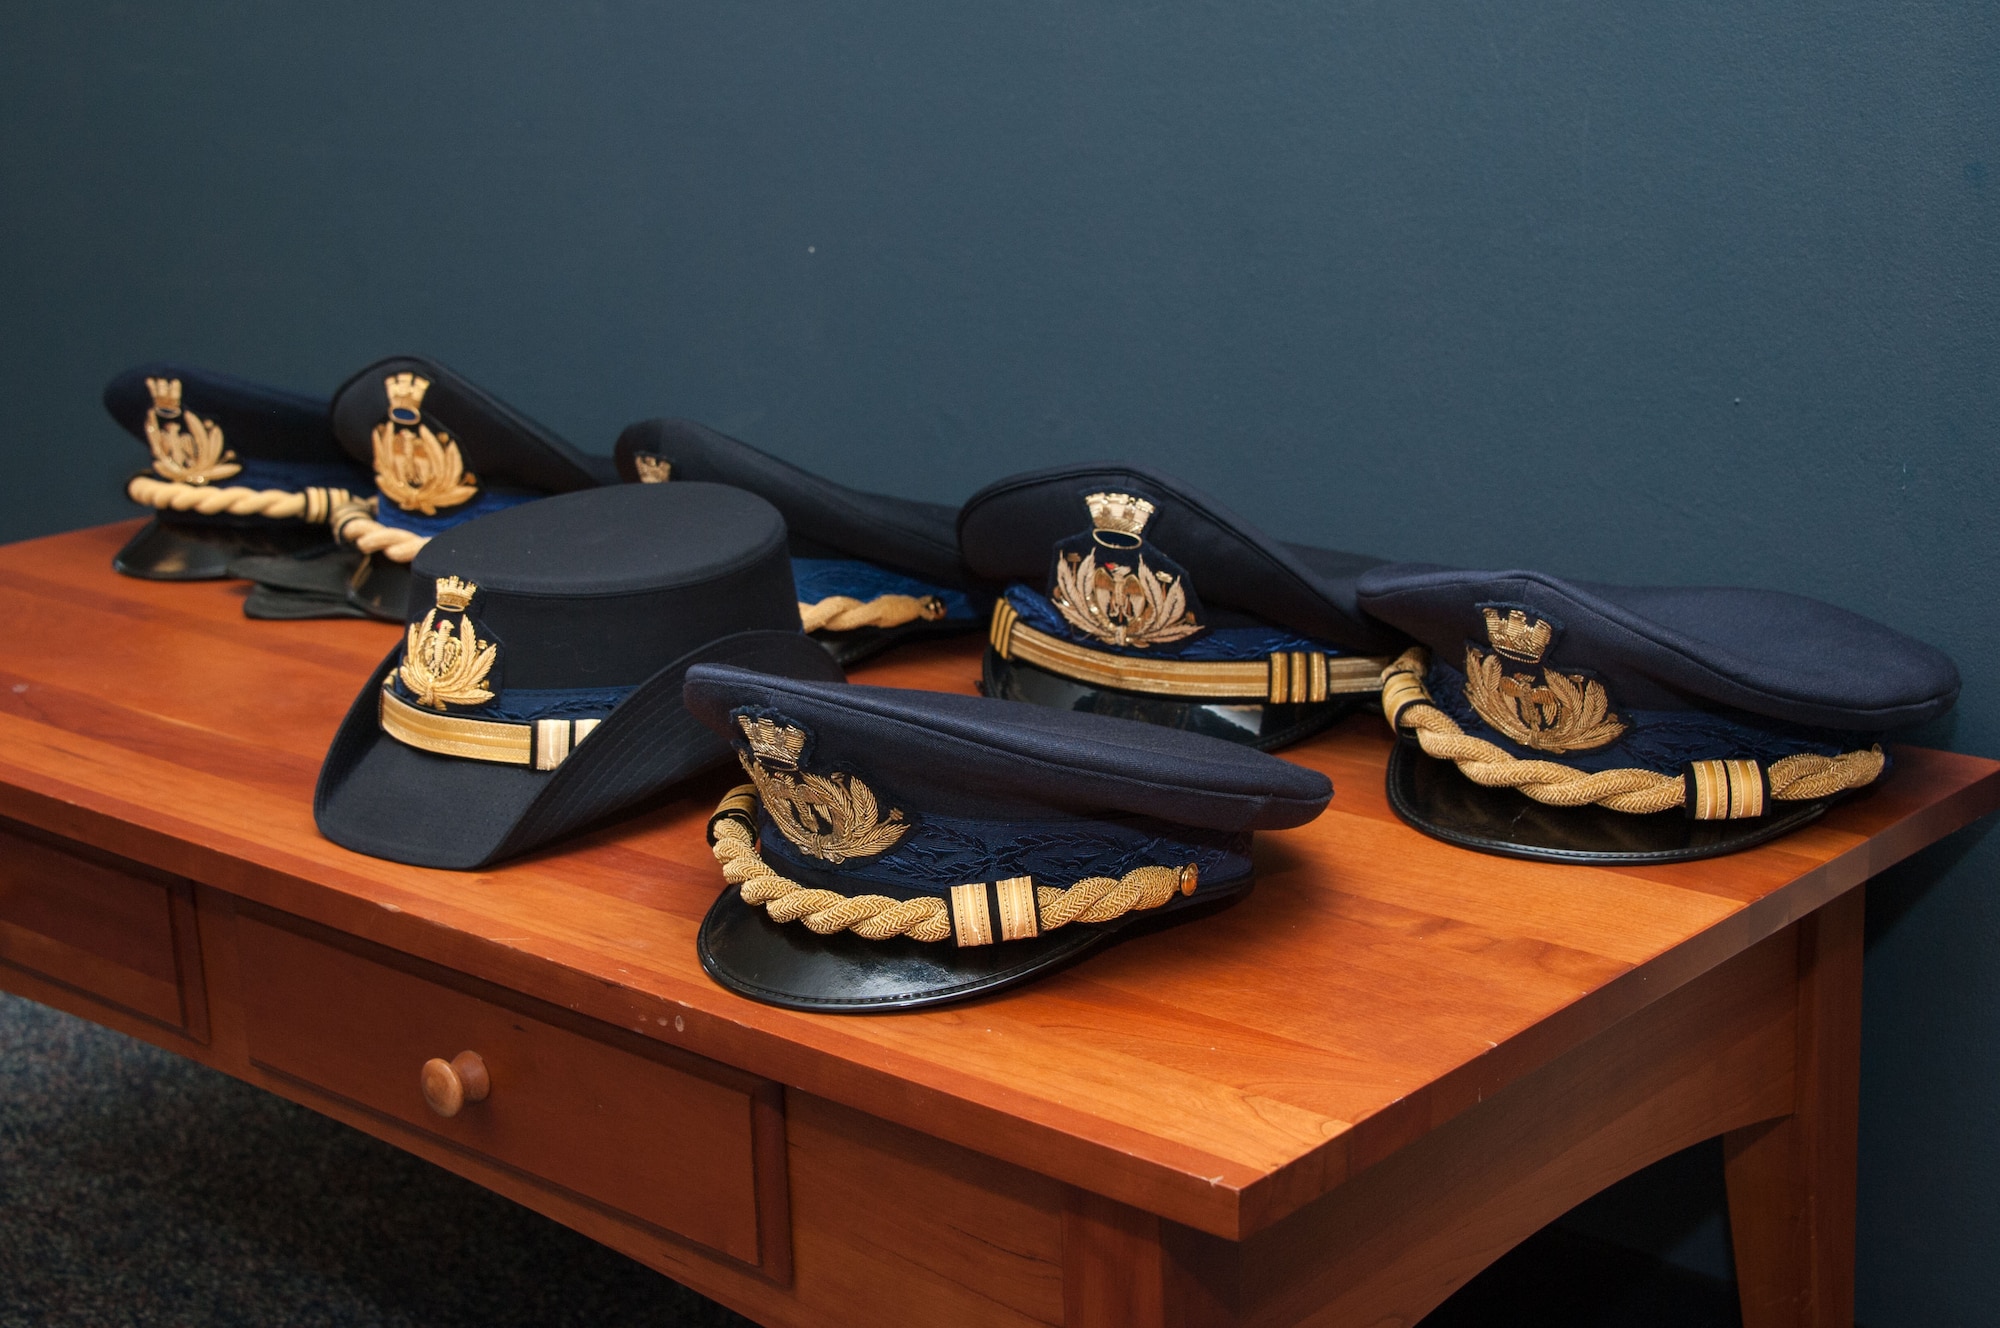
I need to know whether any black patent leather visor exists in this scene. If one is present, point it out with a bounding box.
[698,878,1249,1012]
[114,516,336,581]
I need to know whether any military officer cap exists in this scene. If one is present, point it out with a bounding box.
[1355,565,1962,863]
[957,463,1408,750]
[105,363,372,582]
[615,419,985,665]
[315,482,842,869]
[241,355,617,623]
[685,665,1333,1011]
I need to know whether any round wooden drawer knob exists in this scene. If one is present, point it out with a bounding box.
[420,1050,490,1118]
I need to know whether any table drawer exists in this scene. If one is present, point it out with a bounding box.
[236,913,785,1271]
[0,820,201,1033]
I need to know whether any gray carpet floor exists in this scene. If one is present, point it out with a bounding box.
[0,992,752,1328]
[0,989,1738,1327]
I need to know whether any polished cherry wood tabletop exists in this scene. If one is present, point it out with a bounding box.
[3,521,1995,1243]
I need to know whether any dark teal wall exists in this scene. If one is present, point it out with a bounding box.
[3,4,1994,1320]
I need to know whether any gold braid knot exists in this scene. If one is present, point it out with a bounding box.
[126,475,363,525]
[330,497,431,564]
[797,594,946,634]
[1380,648,1884,815]
[708,786,1197,945]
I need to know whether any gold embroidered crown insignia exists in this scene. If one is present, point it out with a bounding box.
[631,453,672,484]
[1481,607,1554,664]
[399,578,497,711]
[146,377,183,419]
[372,373,480,515]
[142,377,240,486]
[738,714,808,768]
[432,575,477,612]
[1084,491,1156,540]
[1462,608,1624,755]
[734,714,908,864]
[385,372,429,424]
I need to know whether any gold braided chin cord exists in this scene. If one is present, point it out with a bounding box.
[1380,647,1886,817]
[798,593,946,634]
[708,785,1196,945]
[126,475,360,524]
[329,498,429,564]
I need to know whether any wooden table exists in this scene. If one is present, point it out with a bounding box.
[1,522,1993,1328]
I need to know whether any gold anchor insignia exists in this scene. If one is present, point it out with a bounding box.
[1461,609,1626,754]
[630,452,672,483]
[399,577,498,710]
[735,714,908,864]
[142,378,241,485]
[372,374,480,515]
[1049,491,1200,649]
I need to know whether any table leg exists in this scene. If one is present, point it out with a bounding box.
[1723,886,1864,1328]
[1062,1189,1234,1328]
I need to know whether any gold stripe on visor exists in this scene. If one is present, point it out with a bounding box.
[993,606,1388,703]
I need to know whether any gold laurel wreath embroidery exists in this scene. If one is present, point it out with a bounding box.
[737,755,910,864]
[144,395,240,486]
[1051,548,1199,649]
[707,785,1198,944]
[1381,648,1887,814]
[1462,645,1628,754]
[399,609,498,710]
[372,419,479,515]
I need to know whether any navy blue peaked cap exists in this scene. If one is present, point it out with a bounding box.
[1355,564,1961,863]
[1358,566,1959,731]
[615,418,984,664]
[616,419,969,588]
[331,356,616,495]
[322,356,618,621]
[684,665,1330,1010]
[956,463,1405,751]
[105,363,373,580]
[107,363,350,466]
[959,463,1402,652]
[315,483,841,870]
